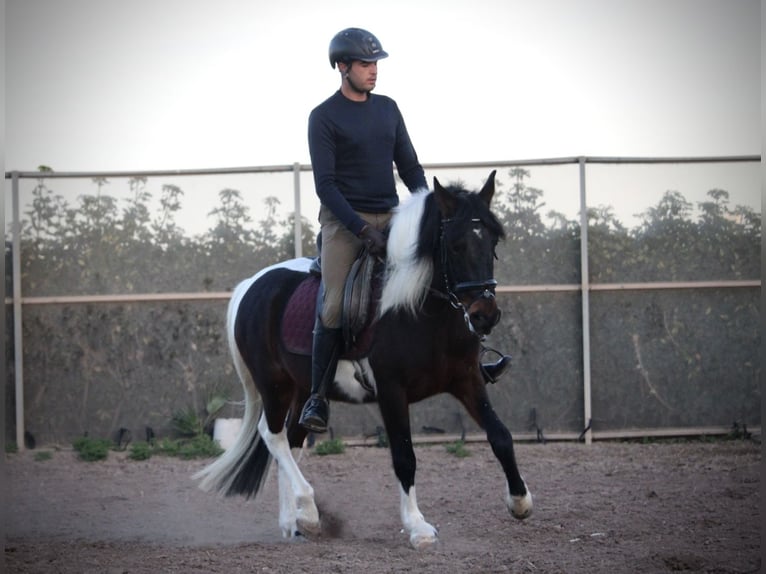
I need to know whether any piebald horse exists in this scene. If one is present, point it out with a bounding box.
[194,171,532,548]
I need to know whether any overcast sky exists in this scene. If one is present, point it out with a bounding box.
[6,0,761,173]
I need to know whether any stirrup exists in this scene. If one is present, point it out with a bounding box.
[480,346,512,384]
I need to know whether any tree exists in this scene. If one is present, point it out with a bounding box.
[493,168,577,284]
[151,184,186,249]
[205,188,254,247]
[495,168,547,239]
[121,177,152,244]
[23,169,69,243]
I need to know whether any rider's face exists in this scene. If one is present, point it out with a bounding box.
[342,60,378,94]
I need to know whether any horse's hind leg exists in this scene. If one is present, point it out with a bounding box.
[257,414,320,538]
[458,385,533,520]
[377,390,439,549]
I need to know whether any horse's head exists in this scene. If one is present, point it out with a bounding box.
[433,170,505,336]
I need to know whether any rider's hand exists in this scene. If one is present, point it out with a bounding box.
[358,225,387,257]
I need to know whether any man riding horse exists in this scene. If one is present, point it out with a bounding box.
[300,27,512,434]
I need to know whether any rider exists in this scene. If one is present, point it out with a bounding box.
[299,28,511,434]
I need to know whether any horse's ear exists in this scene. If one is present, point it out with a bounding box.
[433,176,458,217]
[478,170,497,206]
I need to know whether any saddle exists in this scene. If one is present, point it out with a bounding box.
[281,250,382,359]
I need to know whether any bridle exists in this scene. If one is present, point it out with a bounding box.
[430,217,500,336]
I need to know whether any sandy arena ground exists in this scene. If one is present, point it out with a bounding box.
[4,439,761,573]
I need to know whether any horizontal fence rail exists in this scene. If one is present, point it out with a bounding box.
[4,156,762,449]
[4,154,759,180]
[5,279,760,306]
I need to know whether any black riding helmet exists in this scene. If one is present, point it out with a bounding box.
[329,28,389,68]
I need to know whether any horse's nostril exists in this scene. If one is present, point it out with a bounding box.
[470,313,494,335]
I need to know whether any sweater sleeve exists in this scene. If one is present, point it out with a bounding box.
[308,108,368,235]
[392,104,428,193]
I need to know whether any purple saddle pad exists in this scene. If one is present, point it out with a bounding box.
[281,276,320,355]
[281,275,376,358]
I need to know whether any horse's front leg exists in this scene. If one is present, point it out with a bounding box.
[377,390,439,549]
[458,384,533,520]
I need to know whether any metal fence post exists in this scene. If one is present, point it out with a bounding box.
[293,162,302,259]
[11,171,25,451]
[579,158,593,444]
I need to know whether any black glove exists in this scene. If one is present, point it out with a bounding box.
[358,225,387,257]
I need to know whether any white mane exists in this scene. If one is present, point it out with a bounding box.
[379,189,433,317]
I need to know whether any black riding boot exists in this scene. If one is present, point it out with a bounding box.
[481,354,512,384]
[299,321,343,433]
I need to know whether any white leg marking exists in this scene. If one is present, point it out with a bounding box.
[277,460,298,537]
[257,415,320,537]
[505,478,533,520]
[400,485,438,549]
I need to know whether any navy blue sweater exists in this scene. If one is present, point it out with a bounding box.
[308,90,427,235]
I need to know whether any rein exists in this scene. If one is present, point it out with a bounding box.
[429,216,499,337]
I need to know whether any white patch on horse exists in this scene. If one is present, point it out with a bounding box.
[473,226,483,239]
[225,258,314,325]
[220,257,314,412]
[254,257,313,281]
[332,358,376,402]
[399,484,439,548]
[380,190,433,317]
[257,414,320,537]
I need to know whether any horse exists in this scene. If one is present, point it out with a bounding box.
[194,170,533,548]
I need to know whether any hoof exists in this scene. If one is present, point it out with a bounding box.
[507,482,533,520]
[410,532,438,549]
[510,492,533,520]
[408,523,439,549]
[290,531,313,542]
[295,496,320,535]
[296,517,322,537]
[511,500,533,520]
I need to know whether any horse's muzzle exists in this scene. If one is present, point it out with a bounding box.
[467,292,501,336]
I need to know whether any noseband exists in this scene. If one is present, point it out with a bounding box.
[431,217,499,336]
